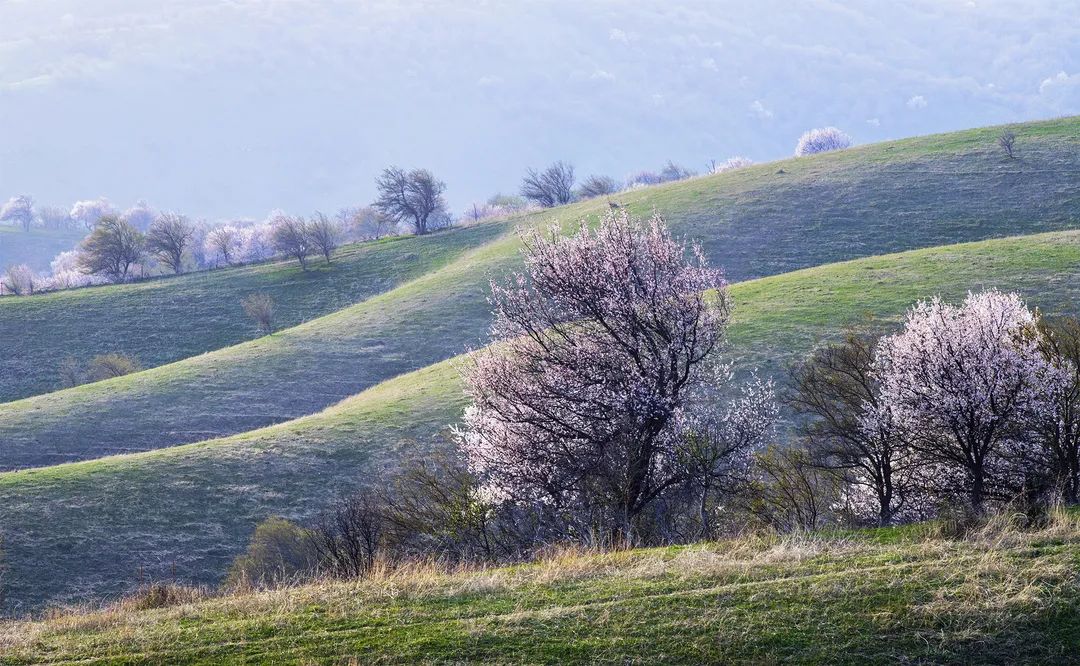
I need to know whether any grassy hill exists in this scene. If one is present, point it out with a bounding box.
[0,225,85,274]
[2,117,1080,468]
[2,232,1080,611]
[3,517,1078,664]
[0,222,508,402]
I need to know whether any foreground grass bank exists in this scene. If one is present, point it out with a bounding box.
[4,515,1079,664]
[3,231,1080,612]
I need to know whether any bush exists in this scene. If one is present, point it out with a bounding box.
[225,517,319,589]
[794,127,852,156]
[2,264,36,296]
[87,353,140,381]
[241,293,275,334]
[713,156,755,173]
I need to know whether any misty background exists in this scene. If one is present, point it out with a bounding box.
[1,0,1077,220]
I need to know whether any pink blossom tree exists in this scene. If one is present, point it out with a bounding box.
[874,290,1059,511]
[455,210,765,543]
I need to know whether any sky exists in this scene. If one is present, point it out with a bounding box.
[0,0,1078,221]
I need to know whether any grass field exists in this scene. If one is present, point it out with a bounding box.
[0,225,86,275]
[2,117,1079,469]
[3,231,1080,612]
[4,515,1079,664]
[0,222,509,402]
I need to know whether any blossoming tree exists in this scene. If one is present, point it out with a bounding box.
[456,210,772,543]
[874,290,1059,511]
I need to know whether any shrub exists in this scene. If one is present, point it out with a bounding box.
[241,293,275,334]
[87,353,140,381]
[794,127,852,156]
[999,130,1017,158]
[225,517,319,589]
[576,174,620,199]
[2,264,36,296]
[713,156,755,173]
[659,160,696,182]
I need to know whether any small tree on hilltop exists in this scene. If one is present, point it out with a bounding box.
[271,215,312,270]
[307,212,340,264]
[373,167,448,236]
[0,195,34,231]
[456,210,762,544]
[576,174,620,199]
[242,292,275,334]
[146,213,194,274]
[794,127,852,156]
[998,130,1017,159]
[77,216,144,282]
[520,161,575,208]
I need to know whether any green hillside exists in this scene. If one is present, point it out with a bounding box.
[0,223,508,402]
[2,232,1079,611]
[4,518,1078,664]
[3,117,1080,469]
[0,225,85,274]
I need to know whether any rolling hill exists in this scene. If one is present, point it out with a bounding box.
[4,513,1079,663]
[2,231,1080,611]
[0,225,86,275]
[0,222,509,403]
[2,117,1079,470]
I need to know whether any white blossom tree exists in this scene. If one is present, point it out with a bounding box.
[712,157,755,174]
[874,290,1060,511]
[205,225,243,266]
[70,198,116,230]
[456,210,762,543]
[794,127,853,156]
[0,195,35,231]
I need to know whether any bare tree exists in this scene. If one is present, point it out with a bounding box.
[77,216,144,282]
[576,174,620,199]
[998,130,1017,159]
[146,213,193,274]
[0,195,34,232]
[241,293,275,334]
[373,167,448,236]
[520,161,575,207]
[457,210,737,543]
[307,212,340,264]
[744,446,841,532]
[790,332,922,526]
[271,215,312,270]
[659,161,696,182]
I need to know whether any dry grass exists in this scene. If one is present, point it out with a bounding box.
[4,517,1078,663]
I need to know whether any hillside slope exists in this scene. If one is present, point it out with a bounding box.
[0,222,508,402]
[2,117,1080,468]
[2,232,1079,611]
[4,520,1079,664]
[0,225,85,274]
